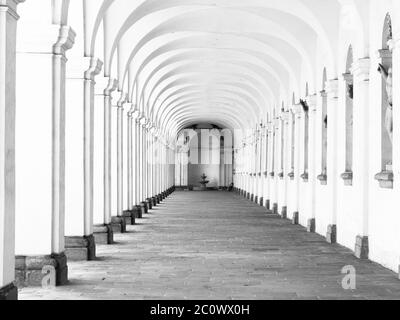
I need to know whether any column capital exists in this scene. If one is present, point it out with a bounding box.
[117,92,127,108]
[53,25,76,57]
[1,0,25,20]
[351,58,370,81]
[104,77,118,96]
[84,57,103,81]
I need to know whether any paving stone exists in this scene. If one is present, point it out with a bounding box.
[19,191,400,300]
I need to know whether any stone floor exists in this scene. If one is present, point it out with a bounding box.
[19,191,400,300]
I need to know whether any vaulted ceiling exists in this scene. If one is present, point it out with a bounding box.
[71,0,367,139]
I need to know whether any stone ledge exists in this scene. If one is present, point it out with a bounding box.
[15,252,68,287]
[65,235,96,261]
[93,224,114,245]
[0,283,18,300]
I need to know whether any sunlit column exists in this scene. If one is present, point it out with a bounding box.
[15,4,74,286]
[307,94,318,232]
[93,77,117,245]
[291,102,303,224]
[326,79,339,243]
[0,0,23,299]
[352,58,370,258]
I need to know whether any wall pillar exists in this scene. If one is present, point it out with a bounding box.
[307,95,318,233]
[0,0,23,299]
[15,7,75,286]
[64,57,102,261]
[93,77,117,245]
[326,79,339,243]
[352,58,371,259]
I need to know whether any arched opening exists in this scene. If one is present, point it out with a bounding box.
[318,68,328,185]
[375,13,394,189]
[176,124,232,191]
[341,46,354,186]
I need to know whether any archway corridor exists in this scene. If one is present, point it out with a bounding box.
[19,191,400,300]
[1,0,400,302]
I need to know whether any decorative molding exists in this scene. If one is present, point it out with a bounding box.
[53,25,76,57]
[104,78,118,96]
[84,57,103,81]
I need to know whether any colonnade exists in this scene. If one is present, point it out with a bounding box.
[1,0,400,301]
[0,0,175,300]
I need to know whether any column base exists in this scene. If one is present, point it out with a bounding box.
[111,216,127,233]
[93,224,114,245]
[254,196,258,204]
[65,235,96,261]
[0,283,18,300]
[146,198,153,210]
[156,195,161,204]
[132,206,142,219]
[140,201,148,214]
[246,192,251,200]
[15,253,68,287]
[151,197,157,207]
[292,212,299,225]
[123,210,135,226]
[307,218,316,233]
[281,206,287,219]
[265,200,271,211]
[259,197,264,207]
[272,203,278,215]
[326,225,337,244]
[355,236,369,259]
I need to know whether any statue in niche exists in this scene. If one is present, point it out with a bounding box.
[378,63,393,143]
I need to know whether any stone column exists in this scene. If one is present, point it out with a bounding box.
[0,0,23,299]
[15,19,75,285]
[291,103,303,224]
[352,58,370,259]
[325,79,339,243]
[134,116,142,217]
[93,77,117,245]
[281,111,290,219]
[307,95,318,232]
[65,57,102,261]
[111,96,128,233]
[271,120,279,214]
